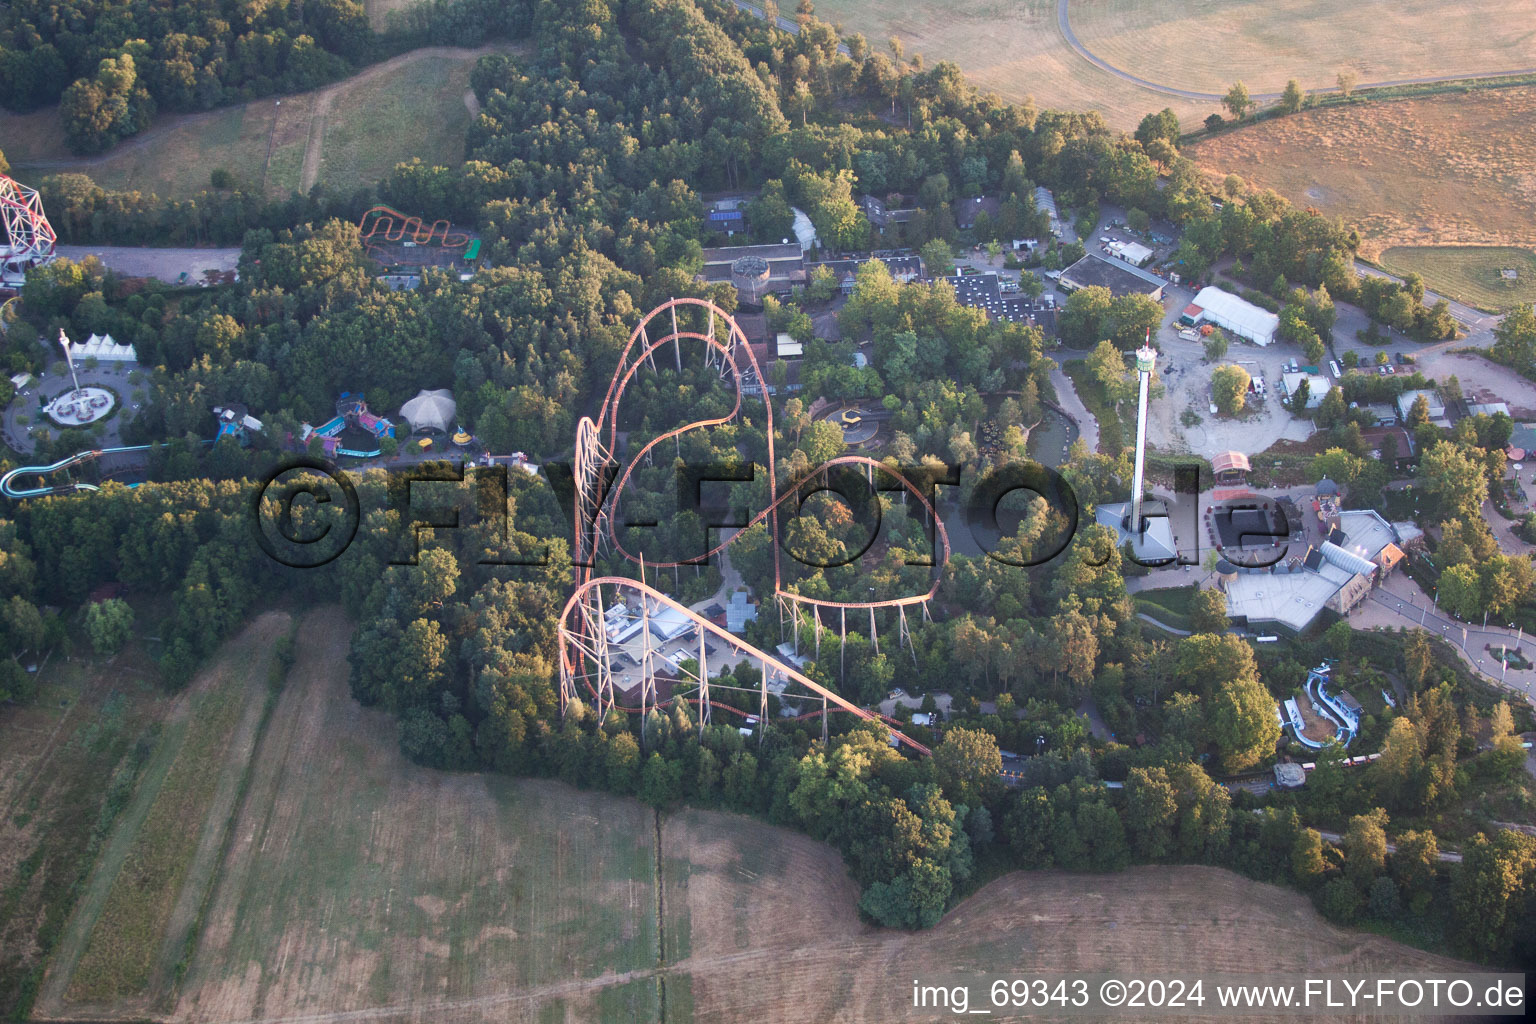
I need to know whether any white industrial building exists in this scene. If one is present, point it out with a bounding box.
[1107,240,1154,266]
[1187,286,1279,346]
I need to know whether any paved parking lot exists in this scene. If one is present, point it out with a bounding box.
[54,245,241,284]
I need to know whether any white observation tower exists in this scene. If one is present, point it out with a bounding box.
[1095,332,1176,563]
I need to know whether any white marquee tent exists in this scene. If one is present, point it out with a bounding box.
[399,388,457,434]
[75,333,138,362]
[1190,286,1279,346]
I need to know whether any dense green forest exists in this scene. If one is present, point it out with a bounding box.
[1,0,1533,975]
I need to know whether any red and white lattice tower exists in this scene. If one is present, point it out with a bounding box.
[0,174,58,283]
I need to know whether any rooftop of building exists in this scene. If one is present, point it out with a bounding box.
[1059,253,1165,296]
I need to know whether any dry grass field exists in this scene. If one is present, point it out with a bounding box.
[815,0,1201,129]
[813,0,1535,129]
[12,603,1466,1024]
[172,606,664,1024]
[1069,0,1536,98]
[0,47,503,201]
[1191,85,1536,266]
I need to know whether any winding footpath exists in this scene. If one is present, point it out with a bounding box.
[1055,0,1536,105]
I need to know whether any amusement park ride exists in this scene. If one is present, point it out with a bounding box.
[0,173,57,290]
[558,298,946,754]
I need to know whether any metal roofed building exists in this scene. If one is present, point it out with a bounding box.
[1188,286,1279,346]
[1395,389,1446,423]
[699,243,806,299]
[1059,254,1166,300]
[1281,371,1331,409]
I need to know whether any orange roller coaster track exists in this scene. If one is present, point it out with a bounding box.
[356,205,470,260]
[558,298,952,755]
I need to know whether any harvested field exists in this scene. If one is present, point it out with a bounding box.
[1070,0,1536,98]
[662,812,1472,1024]
[813,0,1204,129]
[39,613,291,1016]
[18,604,1459,1024]
[813,0,1534,130]
[173,606,661,1024]
[1192,86,1536,261]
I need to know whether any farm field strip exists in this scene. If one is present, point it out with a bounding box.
[174,606,661,1024]
[44,614,291,1013]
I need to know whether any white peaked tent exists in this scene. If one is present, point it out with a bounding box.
[400,388,457,434]
[76,333,138,362]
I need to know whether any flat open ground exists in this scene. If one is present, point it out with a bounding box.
[1379,246,1536,311]
[812,0,1534,130]
[0,46,510,200]
[16,603,1466,1024]
[1192,86,1536,263]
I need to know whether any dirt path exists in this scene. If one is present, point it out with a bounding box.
[1049,365,1100,453]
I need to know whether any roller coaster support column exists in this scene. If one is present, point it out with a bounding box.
[639,592,654,738]
[670,301,682,372]
[840,607,847,681]
[697,624,710,734]
[758,655,769,748]
[821,693,828,745]
[870,607,878,655]
[595,586,614,721]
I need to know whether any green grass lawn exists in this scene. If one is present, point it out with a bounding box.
[2,49,490,201]
[1379,246,1536,311]
[1132,585,1196,631]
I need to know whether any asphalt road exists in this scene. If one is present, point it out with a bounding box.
[54,245,242,285]
[1054,0,1536,105]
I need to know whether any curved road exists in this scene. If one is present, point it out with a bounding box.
[1054,0,1536,105]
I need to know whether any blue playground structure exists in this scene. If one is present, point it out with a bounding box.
[300,392,395,458]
